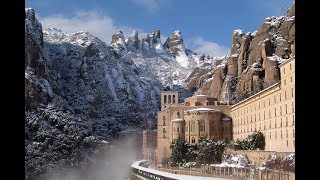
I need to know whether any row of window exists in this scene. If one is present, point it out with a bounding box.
[235,115,295,133]
[268,129,295,140]
[283,76,294,85]
[233,89,294,119]
[234,118,294,134]
[163,94,176,104]
[234,102,295,126]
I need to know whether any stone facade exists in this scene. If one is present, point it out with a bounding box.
[230,57,295,152]
[153,57,295,164]
[156,94,232,164]
[142,130,157,162]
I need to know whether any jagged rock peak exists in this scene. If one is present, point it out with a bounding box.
[110,30,127,56]
[232,29,244,36]
[25,8,43,47]
[172,30,182,38]
[164,30,186,56]
[151,29,164,54]
[111,30,125,44]
[126,30,140,50]
[152,29,161,39]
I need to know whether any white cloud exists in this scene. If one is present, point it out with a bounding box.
[131,0,159,12]
[38,10,145,44]
[130,0,171,13]
[187,37,230,57]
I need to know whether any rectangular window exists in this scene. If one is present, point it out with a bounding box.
[281,130,283,138]
[280,106,282,116]
[285,91,287,99]
[292,102,294,113]
[163,128,166,133]
[290,76,293,83]
[285,104,288,114]
[269,109,271,118]
[270,132,271,139]
[293,129,295,137]
[275,108,276,117]
[293,115,295,126]
[284,79,286,85]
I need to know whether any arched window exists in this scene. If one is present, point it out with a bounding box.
[177,111,180,117]
[168,95,171,103]
[191,121,195,132]
[191,137,195,143]
[200,121,205,131]
[177,127,180,133]
[186,125,188,132]
[173,95,176,103]
[164,95,167,103]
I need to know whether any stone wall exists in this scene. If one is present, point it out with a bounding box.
[226,149,293,167]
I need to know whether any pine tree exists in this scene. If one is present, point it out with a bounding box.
[169,136,187,165]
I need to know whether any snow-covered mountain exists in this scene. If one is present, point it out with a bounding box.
[25,8,215,179]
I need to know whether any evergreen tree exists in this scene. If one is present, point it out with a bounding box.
[185,144,198,162]
[233,131,265,150]
[197,137,226,164]
[169,136,187,165]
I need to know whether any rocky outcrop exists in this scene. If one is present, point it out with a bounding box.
[186,2,295,103]
[126,30,140,51]
[25,8,52,110]
[110,30,127,57]
[163,30,186,56]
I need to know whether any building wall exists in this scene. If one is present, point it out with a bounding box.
[156,93,233,163]
[230,58,295,152]
[143,130,157,161]
[184,110,223,144]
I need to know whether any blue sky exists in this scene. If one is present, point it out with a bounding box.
[26,0,294,57]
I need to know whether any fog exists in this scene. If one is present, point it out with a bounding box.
[45,131,142,180]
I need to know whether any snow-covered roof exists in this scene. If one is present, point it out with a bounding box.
[222,117,231,121]
[186,108,220,112]
[171,119,184,122]
[193,94,213,98]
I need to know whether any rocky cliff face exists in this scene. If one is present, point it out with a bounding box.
[185,3,295,103]
[25,8,202,179]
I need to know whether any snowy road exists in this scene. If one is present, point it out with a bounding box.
[131,160,228,180]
